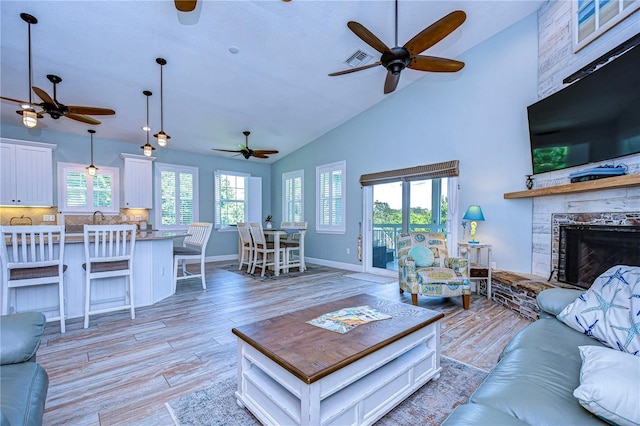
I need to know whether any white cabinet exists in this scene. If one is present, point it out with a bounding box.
[0,139,54,206]
[121,153,154,208]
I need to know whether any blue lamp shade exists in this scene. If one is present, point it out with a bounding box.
[463,205,485,221]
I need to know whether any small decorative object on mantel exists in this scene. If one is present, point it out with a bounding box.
[526,175,534,190]
[265,215,272,229]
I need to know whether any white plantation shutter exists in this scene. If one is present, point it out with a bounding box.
[316,161,345,233]
[155,163,198,230]
[282,170,304,222]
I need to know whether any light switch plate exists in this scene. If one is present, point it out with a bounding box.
[129,216,135,221]
[134,215,141,221]
[122,215,127,222]
[43,215,55,222]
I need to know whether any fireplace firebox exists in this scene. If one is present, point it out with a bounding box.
[558,225,640,289]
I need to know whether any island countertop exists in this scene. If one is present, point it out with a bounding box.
[63,230,188,243]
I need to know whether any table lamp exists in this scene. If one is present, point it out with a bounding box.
[463,205,485,243]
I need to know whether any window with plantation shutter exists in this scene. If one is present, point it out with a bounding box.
[316,161,345,234]
[154,163,199,230]
[282,170,304,223]
[214,170,262,230]
[58,162,119,213]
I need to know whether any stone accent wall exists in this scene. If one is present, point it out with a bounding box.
[530,3,640,278]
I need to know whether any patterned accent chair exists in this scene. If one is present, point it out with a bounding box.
[397,232,470,309]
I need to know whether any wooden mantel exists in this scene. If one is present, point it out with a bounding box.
[504,174,640,199]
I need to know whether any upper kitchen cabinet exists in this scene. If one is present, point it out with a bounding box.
[0,139,55,206]
[121,153,154,208]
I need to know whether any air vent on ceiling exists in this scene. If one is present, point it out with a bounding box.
[344,49,373,67]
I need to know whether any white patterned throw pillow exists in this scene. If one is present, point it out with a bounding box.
[557,265,640,356]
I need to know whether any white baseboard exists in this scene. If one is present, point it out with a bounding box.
[303,257,362,272]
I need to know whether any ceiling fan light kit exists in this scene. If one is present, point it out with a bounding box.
[154,57,171,148]
[86,129,98,176]
[328,0,466,94]
[140,90,155,157]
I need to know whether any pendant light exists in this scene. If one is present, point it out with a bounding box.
[140,90,155,157]
[86,129,98,176]
[20,13,38,128]
[153,58,171,147]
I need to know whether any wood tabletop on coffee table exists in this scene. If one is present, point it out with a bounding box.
[232,294,443,384]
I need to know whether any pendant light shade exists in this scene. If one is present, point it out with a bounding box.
[86,129,98,176]
[140,90,155,157]
[21,13,38,129]
[154,58,171,147]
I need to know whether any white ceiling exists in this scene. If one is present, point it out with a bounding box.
[1,0,544,163]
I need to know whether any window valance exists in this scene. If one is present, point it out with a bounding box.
[359,160,459,186]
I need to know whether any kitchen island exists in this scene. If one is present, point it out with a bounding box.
[5,231,188,322]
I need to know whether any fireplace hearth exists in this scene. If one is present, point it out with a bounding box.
[558,225,640,289]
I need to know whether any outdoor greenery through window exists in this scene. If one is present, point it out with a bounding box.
[215,170,248,229]
[58,162,118,213]
[155,163,198,229]
[316,161,345,233]
[282,169,304,222]
[575,0,639,50]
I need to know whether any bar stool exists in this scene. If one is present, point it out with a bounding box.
[0,225,67,333]
[83,224,137,329]
[173,222,213,293]
[248,222,286,277]
[282,221,307,272]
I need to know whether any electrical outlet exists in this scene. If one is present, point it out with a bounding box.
[43,215,55,222]
[129,216,135,221]
[134,215,141,221]
[346,248,350,254]
[491,261,497,270]
[122,215,127,222]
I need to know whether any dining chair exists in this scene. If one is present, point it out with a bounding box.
[173,222,213,293]
[248,222,285,277]
[0,225,67,333]
[237,222,254,272]
[83,224,137,328]
[282,221,307,273]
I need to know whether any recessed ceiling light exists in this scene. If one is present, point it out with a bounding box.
[229,46,240,54]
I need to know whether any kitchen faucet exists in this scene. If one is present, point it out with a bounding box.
[92,211,105,225]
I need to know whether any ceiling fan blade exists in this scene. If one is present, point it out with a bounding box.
[213,149,242,153]
[67,106,116,115]
[384,71,400,94]
[1,95,29,105]
[253,150,279,155]
[329,61,382,76]
[251,152,271,159]
[408,56,465,72]
[32,86,57,107]
[175,0,197,12]
[347,21,391,54]
[65,113,101,125]
[403,10,466,56]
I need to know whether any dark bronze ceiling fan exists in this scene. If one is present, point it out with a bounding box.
[329,0,466,94]
[213,131,279,160]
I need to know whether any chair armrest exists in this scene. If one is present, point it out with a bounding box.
[445,257,469,279]
[0,312,46,365]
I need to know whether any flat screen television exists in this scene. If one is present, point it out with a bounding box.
[527,45,640,175]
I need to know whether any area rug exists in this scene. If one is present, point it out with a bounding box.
[345,272,397,285]
[165,356,487,426]
[220,263,326,280]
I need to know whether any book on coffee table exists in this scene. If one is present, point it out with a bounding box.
[306,305,392,334]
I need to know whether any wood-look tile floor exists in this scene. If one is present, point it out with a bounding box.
[37,262,532,425]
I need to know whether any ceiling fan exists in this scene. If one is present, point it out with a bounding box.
[213,131,279,160]
[329,0,466,94]
[2,74,116,125]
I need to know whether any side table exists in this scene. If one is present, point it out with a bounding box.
[458,242,493,299]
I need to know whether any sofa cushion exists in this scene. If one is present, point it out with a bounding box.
[574,345,640,426]
[442,403,530,425]
[500,317,606,363]
[558,265,640,355]
[0,312,46,365]
[537,288,584,316]
[470,348,605,425]
[0,362,49,426]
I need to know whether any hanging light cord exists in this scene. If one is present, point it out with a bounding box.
[27,19,33,107]
[160,62,164,131]
[146,93,150,144]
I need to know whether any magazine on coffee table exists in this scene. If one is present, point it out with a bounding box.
[306,305,392,334]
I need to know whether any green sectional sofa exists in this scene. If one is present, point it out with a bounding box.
[0,312,49,426]
[443,288,610,425]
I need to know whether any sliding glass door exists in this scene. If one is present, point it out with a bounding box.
[365,178,448,274]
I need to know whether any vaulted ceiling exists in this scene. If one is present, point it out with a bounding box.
[1,0,544,162]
